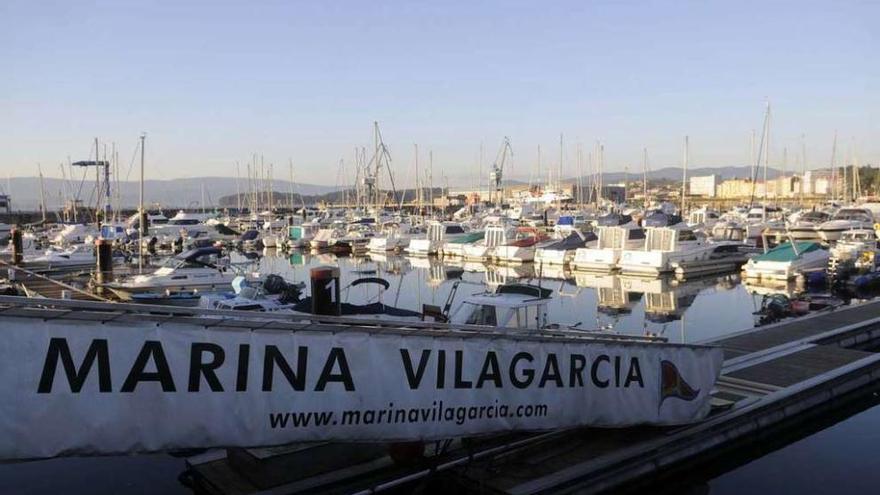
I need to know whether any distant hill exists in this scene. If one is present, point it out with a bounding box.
[0,177,339,211]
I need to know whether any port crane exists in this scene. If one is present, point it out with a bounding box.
[358,122,398,216]
[489,137,513,205]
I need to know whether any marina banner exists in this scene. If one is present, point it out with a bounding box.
[0,315,723,459]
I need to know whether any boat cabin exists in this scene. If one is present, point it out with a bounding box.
[449,284,552,330]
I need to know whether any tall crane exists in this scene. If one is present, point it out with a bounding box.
[360,122,398,217]
[489,137,513,205]
[72,138,111,226]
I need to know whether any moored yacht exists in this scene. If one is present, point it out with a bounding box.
[492,227,549,264]
[407,221,470,256]
[534,230,597,266]
[816,208,875,243]
[618,224,716,276]
[571,214,645,271]
[104,247,259,299]
[787,210,831,241]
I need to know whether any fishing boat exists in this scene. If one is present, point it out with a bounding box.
[742,241,830,281]
[534,231,597,266]
[618,224,717,276]
[104,247,259,299]
[816,208,875,243]
[406,221,470,256]
[571,214,645,271]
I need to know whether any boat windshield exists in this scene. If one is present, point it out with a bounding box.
[168,219,201,226]
[452,302,498,326]
[833,210,871,221]
[161,254,218,269]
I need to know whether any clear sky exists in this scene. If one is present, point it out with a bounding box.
[1,0,877,186]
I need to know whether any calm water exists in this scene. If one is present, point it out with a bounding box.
[2,250,877,494]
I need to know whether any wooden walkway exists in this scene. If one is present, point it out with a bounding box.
[0,261,106,301]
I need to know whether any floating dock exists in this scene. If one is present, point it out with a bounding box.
[184,299,880,494]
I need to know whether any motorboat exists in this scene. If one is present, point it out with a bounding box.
[104,247,259,299]
[687,208,720,232]
[309,228,340,250]
[571,214,645,271]
[439,231,485,258]
[816,208,875,243]
[828,228,878,275]
[445,283,554,329]
[202,275,423,322]
[787,210,831,241]
[492,227,549,263]
[744,206,786,240]
[328,224,374,253]
[21,244,97,270]
[618,224,717,276]
[462,219,511,261]
[286,223,321,249]
[51,224,98,245]
[367,222,414,252]
[407,221,470,256]
[534,231,597,266]
[742,241,830,281]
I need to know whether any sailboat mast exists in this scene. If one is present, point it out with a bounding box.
[139,133,146,273]
[38,164,47,223]
[800,134,806,202]
[288,159,294,212]
[558,133,563,211]
[830,131,838,202]
[643,147,649,209]
[681,136,688,215]
[763,103,770,203]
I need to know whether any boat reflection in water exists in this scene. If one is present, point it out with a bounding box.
[254,250,757,344]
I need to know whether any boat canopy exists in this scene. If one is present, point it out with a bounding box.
[541,231,596,251]
[557,215,575,226]
[597,213,632,227]
[754,242,823,262]
[447,231,485,244]
[643,211,683,227]
[176,246,222,261]
[240,230,259,241]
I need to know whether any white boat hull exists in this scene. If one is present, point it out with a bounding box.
[742,250,830,281]
[571,248,620,271]
[618,245,716,276]
[534,248,574,266]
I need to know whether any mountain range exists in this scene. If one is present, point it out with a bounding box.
[2,166,789,211]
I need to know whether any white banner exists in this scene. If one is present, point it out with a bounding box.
[0,315,723,459]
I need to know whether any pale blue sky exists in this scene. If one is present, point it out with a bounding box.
[1,0,876,186]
